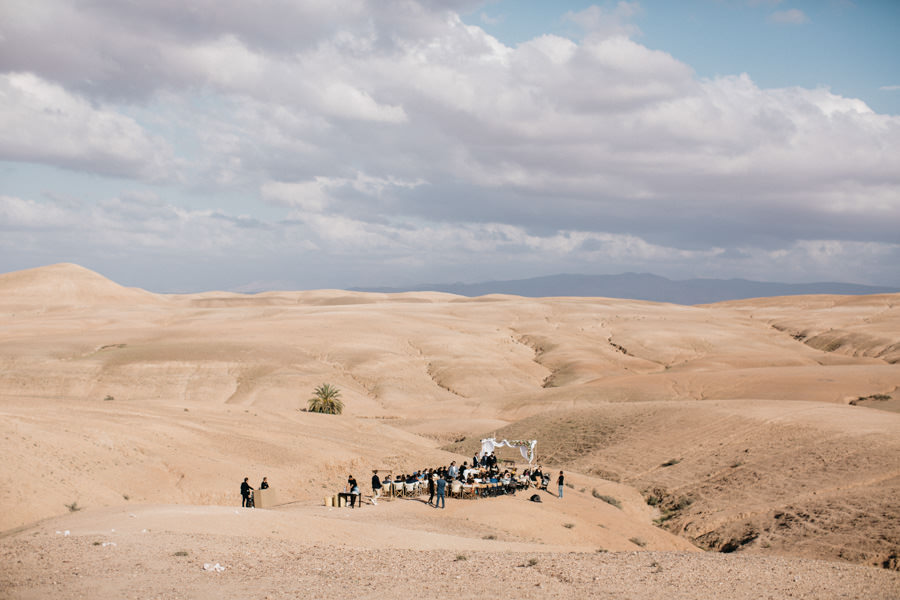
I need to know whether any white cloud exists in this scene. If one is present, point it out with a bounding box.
[768,9,809,24]
[479,12,502,26]
[880,85,900,92]
[0,195,73,229]
[261,178,338,213]
[0,73,174,179]
[1,0,899,288]
[564,2,643,39]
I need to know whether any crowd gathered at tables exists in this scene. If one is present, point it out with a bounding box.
[342,452,558,508]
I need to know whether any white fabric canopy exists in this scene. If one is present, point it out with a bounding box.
[479,438,537,464]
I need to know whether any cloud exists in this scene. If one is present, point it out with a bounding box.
[1,0,899,288]
[880,85,900,92]
[0,73,174,179]
[479,12,503,26]
[768,9,810,24]
[563,2,643,39]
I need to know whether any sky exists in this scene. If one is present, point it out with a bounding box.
[1,0,898,292]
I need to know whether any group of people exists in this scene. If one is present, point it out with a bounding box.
[343,458,566,508]
[242,456,565,509]
[239,476,269,507]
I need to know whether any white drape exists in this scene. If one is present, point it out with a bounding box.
[479,438,537,463]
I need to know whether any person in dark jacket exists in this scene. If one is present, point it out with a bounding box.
[557,471,565,499]
[427,469,436,506]
[259,477,269,489]
[240,477,254,507]
[371,470,382,505]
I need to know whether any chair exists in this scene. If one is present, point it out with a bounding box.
[450,480,463,498]
[405,482,418,497]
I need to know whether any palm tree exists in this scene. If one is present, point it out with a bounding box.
[307,383,343,414]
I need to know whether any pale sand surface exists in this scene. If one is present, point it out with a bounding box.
[1,264,898,598]
[2,503,897,600]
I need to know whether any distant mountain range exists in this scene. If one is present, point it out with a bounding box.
[352,273,900,305]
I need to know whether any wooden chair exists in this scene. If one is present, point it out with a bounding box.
[450,480,463,498]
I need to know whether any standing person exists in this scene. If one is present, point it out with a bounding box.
[347,475,360,508]
[240,477,254,507]
[557,471,565,499]
[259,477,269,489]
[427,469,436,506]
[371,470,382,505]
[435,472,447,509]
[448,461,458,479]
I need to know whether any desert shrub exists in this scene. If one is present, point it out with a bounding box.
[630,537,647,548]
[103,395,114,401]
[643,488,664,506]
[482,534,496,540]
[563,522,575,529]
[851,393,892,405]
[672,496,693,511]
[527,558,538,566]
[455,554,467,561]
[307,383,343,414]
[660,458,681,467]
[65,501,81,512]
[173,550,189,557]
[592,489,622,509]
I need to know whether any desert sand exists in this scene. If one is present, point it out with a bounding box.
[0,263,898,599]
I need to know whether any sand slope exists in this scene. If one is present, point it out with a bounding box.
[1,264,898,598]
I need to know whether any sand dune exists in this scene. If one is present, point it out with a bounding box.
[1,264,898,598]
